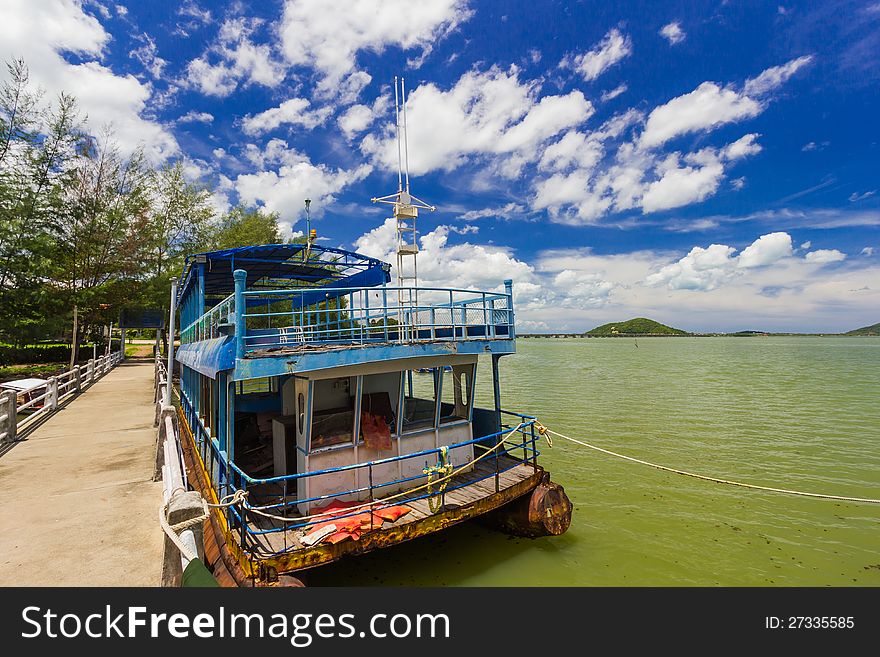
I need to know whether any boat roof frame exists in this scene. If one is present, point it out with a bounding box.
[177,243,390,302]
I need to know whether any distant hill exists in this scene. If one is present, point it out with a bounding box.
[585,318,689,336]
[845,322,880,336]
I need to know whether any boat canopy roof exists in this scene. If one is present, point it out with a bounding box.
[178,243,390,301]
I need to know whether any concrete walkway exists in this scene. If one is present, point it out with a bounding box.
[0,361,164,586]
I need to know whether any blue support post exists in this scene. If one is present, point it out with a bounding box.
[504,279,515,339]
[233,269,247,358]
[491,353,502,434]
[217,372,227,453]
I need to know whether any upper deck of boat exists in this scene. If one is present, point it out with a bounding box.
[174,243,517,379]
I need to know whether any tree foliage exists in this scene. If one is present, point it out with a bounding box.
[0,58,288,349]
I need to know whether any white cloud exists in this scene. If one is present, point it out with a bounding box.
[355,218,535,294]
[130,33,167,80]
[552,269,614,307]
[646,232,793,290]
[659,22,685,45]
[646,243,738,290]
[361,54,805,224]
[233,140,372,222]
[801,140,829,152]
[338,95,390,139]
[533,170,611,222]
[800,241,812,249]
[529,56,808,222]
[600,83,627,102]
[457,202,527,221]
[641,152,726,213]
[639,82,761,149]
[279,0,472,99]
[861,247,874,256]
[186,17,285,97]
[0,0,177,163]
[849,190,876,202]
[743,55,813,96]
[539,131,604,172]
[241,98,331,135]
[635,135,762,213]
[361,66,593,176]
[640,57,811,150]
[177,110,214,124]
[722,133,762,160]
[179,156,213,182]
[178,0,212,24]
[737,232,793,268]
[561,28,632,82]
[84,0,110,19]
[804,249,846,264]
[338,104,374,139]
[241,138,306,169]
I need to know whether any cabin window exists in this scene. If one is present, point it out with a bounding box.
[310,377,355,450]
[360,372,401,447]
[236,377,278,395]
[401,368,438,433]
[297,392,305,434]
[440,364,474,424]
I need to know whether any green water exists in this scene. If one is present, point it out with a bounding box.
[308,337,880,586]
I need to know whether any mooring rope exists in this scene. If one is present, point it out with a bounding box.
[160,490,250,562]
[535,423,880,505]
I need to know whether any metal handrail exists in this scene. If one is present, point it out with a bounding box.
[238,285,512,351]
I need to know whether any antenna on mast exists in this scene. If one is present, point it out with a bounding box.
[304,198,315,260]
[371,76,435,338]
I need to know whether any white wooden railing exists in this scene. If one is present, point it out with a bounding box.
[153,353,206,586]
[0,351,124,443]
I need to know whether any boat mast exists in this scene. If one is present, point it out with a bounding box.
[371,76,435,338]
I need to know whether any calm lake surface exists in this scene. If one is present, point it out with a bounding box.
[309,337,880,586]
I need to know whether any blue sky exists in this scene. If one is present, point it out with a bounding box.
[2,0,878,332]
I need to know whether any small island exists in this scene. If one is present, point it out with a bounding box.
[585,318,688,337]
[844,322,880,336]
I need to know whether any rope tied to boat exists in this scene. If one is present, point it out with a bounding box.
[540,425,880,505]
[534,421,552,447]
[159,489,251,562]
[423,445,453,513]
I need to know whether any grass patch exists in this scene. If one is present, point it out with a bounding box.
[0,363,68,382]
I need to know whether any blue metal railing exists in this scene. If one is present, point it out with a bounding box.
[238,284,514,352]
[180,293,235,345]
[179,280,516,351]
[179,392,539,555]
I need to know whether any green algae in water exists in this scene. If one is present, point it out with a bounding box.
[306,337,880,587]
